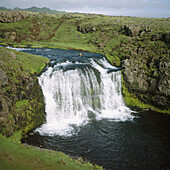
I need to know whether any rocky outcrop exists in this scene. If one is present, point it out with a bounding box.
[0,11,29,23]
[122,52,170,109]
[77,25,97,34]
[123,25,141,36]
[0,68,8,87]
[118,23,170,111]
[0,70,45,136]
[0,47,47,137]
[4,32,17,42]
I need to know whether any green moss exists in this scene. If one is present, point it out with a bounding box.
[16,100,29,108]
[7,115,14,122]
[13,97,45,136]
[15,51,49,74]
[0,47,49,136]
[4,86,12,92]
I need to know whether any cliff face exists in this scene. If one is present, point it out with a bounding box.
[0,47,49,136]
[122,54,169,110]
[120,27,170,111]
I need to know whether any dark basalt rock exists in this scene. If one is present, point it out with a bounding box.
[122,55,170,109]
[162,32,170,43]
[77,25,97,34]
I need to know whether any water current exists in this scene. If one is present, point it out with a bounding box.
[10,47,170,170]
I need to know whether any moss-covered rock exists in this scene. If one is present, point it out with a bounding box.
[121,40,170,112]
[0,47,50,137]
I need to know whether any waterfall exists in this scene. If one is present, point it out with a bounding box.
[35,58,134,136]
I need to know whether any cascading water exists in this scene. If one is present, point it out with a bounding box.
[35,57,134,136]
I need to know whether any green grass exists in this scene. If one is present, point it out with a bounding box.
[0,47,49,74]
[103,35,128,65]
[0,134,102,170]
[0,19,31,30]
[51,19,97,51]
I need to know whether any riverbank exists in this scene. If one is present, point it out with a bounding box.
[0,134,101,169]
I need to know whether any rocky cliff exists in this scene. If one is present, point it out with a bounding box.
[122,52,169,110]
[0,47,49,137]
[120,26,170,111]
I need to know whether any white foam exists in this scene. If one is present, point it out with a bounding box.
[36,58,135,136]
[6,46,28,51]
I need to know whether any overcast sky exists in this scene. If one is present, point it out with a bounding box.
[0,0,170,17]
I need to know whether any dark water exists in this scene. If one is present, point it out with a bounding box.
[25,110,170,170]
[14,48,170,170]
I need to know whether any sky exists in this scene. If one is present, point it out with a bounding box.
[0,0,170,17]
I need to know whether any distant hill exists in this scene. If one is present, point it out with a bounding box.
[0,7,11,11]
[0,6,67,14]
[15,6,67,14]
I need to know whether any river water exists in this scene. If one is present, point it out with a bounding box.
[11,47,170,170]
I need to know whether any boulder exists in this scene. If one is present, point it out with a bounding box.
[0,68,8,87]
[124,25,141,36]
[79,53,83,56]
[0,98,9,115]
[4,32,16,41]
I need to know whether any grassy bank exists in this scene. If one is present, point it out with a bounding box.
[0,134,102,169]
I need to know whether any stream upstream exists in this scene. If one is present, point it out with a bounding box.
[10,47,170,170]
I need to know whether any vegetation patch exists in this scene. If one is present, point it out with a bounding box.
[0,134,102,170]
